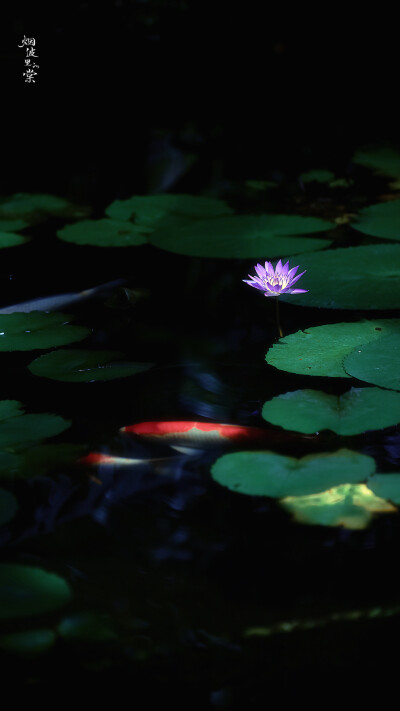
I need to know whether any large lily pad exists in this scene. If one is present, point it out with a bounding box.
[281,483,395,529]
[351,201,400,241]
[0,232,30,249]
[367,473,400,504]
[28,348,153,382]
[352,146,400,181]
[266,319,400,378]
[261,387,400,434]
[0,564,72,619]
[0,399,70,448]
[0,193,87,222]
[0,488,18,525]
[0,218,28,232]
[105,194,233,226]
[279,244,400,309]
[344,333,400,390]
[57,219,150,247]
[149,214,333,258]
[211,448,375,498]
[0,312,90,351]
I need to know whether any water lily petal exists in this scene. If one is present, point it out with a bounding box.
[243,279,265,291]
[255,263,266,278]
[287,265,299,279]
[288,270,306,286]
[265,261,275,276]
[288,288,308,294]
[281,261,290,276]
[275,259,283,274]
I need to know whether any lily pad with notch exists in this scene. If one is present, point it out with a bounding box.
[57,218,151,247]
[28,348,154,382]
[0,312,90,351]
[211,448,375,498]
[344,333,400,391]
[105,194,234,227]
[261,387,400,434]
[266,319,400,377]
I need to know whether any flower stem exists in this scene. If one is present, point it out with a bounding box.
[275,297,283,338]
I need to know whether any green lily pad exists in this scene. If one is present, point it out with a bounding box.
[367,474,400,504]
[0,564,72,619]
[261,387,400,434]
[58,612,117,641]
[0,400,71,449]
[0,629,56,654]
[28,348,153,382]
[245,180,278,191]
[352,146,400,180]
[57,219,150,248]
[105,194,233,226]
[211,448,375,498]
[0,488,18,525]
[0,232,30,249]
[281,483,395,529]
[0,193,86,222]
[344,333,400,390]
[266,319,400,377]
[300,169,335,184]
[279,244,400,309]
[351,200,400,241]
[149,214,333,258]
[0,218,28,232]
[0,312,90,351]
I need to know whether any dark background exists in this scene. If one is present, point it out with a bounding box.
[2,2,399,204]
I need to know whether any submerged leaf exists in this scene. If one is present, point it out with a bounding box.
[0,564,72,619]
[266,319,400,377]
[281,483,395,529]
[0,629,56,654]
[261,387,400,434]
[211,449,375,498]
[28,348,153,382]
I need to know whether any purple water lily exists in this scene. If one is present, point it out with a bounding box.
[243,259,308,297]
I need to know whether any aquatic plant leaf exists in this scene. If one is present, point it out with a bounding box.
[149,214,333,258]
[281,483,395,529]
[58,612,117,641]
[0,488,18,525]
[0,218,28,232]
[266,319,400,377]
[0,410,71,449]
[0,629,56,654]
[300,169,335,183]
[351,201,400,241]
[0,193,86,222]
[28,348,153,382]
[0,564,72,619]
[105,194,233,225]
[0,312,90,351]
[367,473,400,504]
[352,146,400,180]
[245,180,277,191]
[57,218,149,247]
[279,244,400,309]
[211,449,375,498]
[261,387,400,434]
[0,231,30,249]
[0,451,22,475]
[344,333,400,390]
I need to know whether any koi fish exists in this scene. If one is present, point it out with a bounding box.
[120,420,312,452]
[0,279,125,314]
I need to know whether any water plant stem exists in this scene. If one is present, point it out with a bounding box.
[275,297,283,338]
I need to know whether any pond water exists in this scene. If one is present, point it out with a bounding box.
[1,175,400,705]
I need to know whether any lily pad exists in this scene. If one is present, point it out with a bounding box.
[57,219,150,248]
[352,146,400,181]
[0,312,90,351]
[0,232,30,249]
[0,218,28,232]
[0,193,86,222]
[367,473,400,504]
[149,214,333,258]
[261,387,400,434]
[0,451,22,475]
[351,200,400,241]
[0,629,56,654]
[0,400,71,448]
[0,564,72,619]
[28,348,153,382]
[279,244,400,309]
[344,333,400,390]
[300,169,335,184]
[211,448,375,498]
[105,194,233,226]
[281,483,395,529]
[0,488,18,525]
[266,319,400,378]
